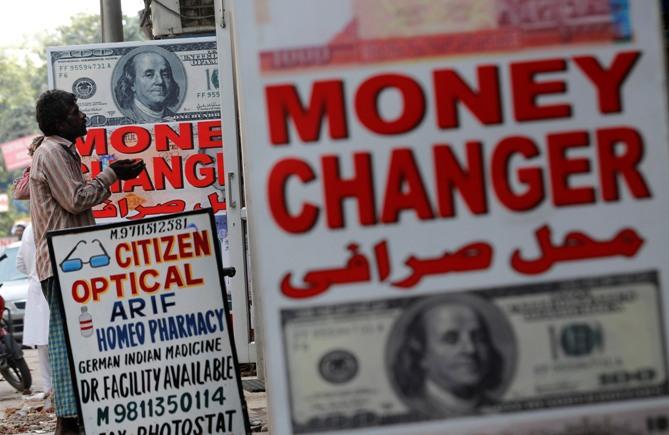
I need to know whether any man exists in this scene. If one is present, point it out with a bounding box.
[30,90,144,434]
[391,299,504,418]
[114,51,180,123]
[12,223,26,241]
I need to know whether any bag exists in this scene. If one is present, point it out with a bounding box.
[12,167,30,200]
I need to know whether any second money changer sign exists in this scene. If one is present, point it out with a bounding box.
[48,210,249,435]
[47,37,225,223]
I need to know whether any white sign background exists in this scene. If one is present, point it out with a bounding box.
[226,0,669,434]
[48,210,249,434]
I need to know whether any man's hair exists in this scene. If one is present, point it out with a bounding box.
[114,52,180,109]
[391,303,503,399]
[35,90,77,136]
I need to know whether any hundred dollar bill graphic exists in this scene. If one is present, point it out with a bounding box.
[281,271,667,433]
[48,38,220,127]
[258,0,632,73]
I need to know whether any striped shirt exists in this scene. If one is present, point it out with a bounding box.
[29,135,117,281]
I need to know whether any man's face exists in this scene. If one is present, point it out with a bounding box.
[132,53,174,110]
[421,304,492,393]
[60,102,87,140]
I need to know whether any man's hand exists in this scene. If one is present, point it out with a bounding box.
[110,159,145,180]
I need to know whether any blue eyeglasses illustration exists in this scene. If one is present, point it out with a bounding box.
[60,239,111,273]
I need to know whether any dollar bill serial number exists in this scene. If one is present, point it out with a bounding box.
[97,387,227,424]
[58,63,112,71]
[110,217,189,240]
[197,91,220,99]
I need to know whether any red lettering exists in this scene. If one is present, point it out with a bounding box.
[184,263,204,286]
[110,274,127,298]
[86,160,104,178]
[381,148,434,223]
[161,236,177,261]
[109,176,122,194]
[197,120,223,149]
[116,243,131,268]
[216,151,225,186]
[129,272,139,296]
[433,141,488,217]
[597,127,651,201]
[91,277,109,302]
[177,233,194,258]
[355,74,426,135]
[322,153,376,228]
[185,153,216,188]
[268,158,319,233]
[433,65,502,128]
[155,123,193,151]
[266,81,348,145]
[140,270,160,293]
[152,156,184,190]
[76,128,108,156]
[547,131,595,206]
[136,239,151,264]
[71,280,90,304]
[192,230,211,256]
[110,126,152,154]
[512,59,571,122]
[574,51,641,114]
[164,265,184,290]
[492,136,545,211]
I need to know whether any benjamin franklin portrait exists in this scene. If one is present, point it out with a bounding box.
[386,293,516,419]
[112,45,187,124]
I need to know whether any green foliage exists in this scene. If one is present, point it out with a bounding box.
[0,50,40,233]
[41,14,104,48]
[123,15,145,43]
[0,13,145,236]
[38,13,144,49]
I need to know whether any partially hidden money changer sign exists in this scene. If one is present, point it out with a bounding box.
[47,38,224,223]
[229,0,669,434]
[47,210,249,434]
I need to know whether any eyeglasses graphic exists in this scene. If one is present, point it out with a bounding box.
[60,239,111,273]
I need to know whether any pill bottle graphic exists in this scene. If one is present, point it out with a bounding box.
[79,306,94,337]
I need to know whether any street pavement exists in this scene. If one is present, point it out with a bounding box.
[0,349,269,434]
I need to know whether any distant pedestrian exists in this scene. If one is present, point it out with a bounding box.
[16,223,51,399]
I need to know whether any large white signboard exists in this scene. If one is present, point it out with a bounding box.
[48,210,249,434]
[226,0,669,433]
[47,37,225,223]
